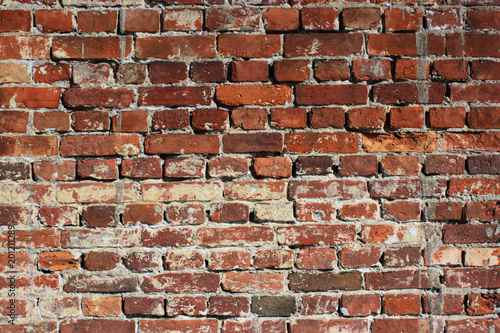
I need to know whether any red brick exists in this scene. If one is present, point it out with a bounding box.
[164,250,204,270]
[445,33,463,56]
[206,7,260,31]
[139,86,211,106]
[423,294,463,315]
[429,107,466,128]
[286,132,359,154]
[123,204,162,225]
[309,108,345,128]
[219,34,280,58]
[152,110,190,130]
[124,297,164,316]
[263,8,299,31]
[61,134,140,157]
[197,226,274,247]
[165,203,205,225]
[136,36,215,59]
[427,9,462,30]
[296,201,336,222]
[285,33,363,57]
[53,36,132,59]
[352,59,391,81]
[339,155,378,176]
[366,270,429,290]
[63,88,134,108]
[343,7,381,30]
[348,106,386,130]
[217,85,291,106]
[254,249,293,269]
[143,181,222,202]
[0,111,29,133]
[84,251,119,271]
[210,203,249,222]
[443,224,500,244]
[466,201,500,222]
[448,177,500,196]
[164,157,205,178]
[77,11,117,33]
[425,155,465,175]
[371,179,421,198]
[340,201,378,220]
[72,111,109,131]
[61,320,134,333]
[149,62,187,84]
[385,247,421,267]
[209,250,252,270]
[300,295,338,315]
[302,7,339,31]
[340,246,382,268]
[385,8,422,31]
[35,10,73,33]
[0,36,50,59]
[434,59,468,80]
[468,294,500,314]
[383,201,421,221]
[289,179,367,199]
[270,108,307,129]
[471,60,500,80]
[389,106,425,129]
[0,136,58,157]
[81,205,116,227]
[278,224,356,246]
[145,134,219,154]
[0,10,31,32]
[224,133,282,153]
[297,248,337,270]
[39,206,79,227]
[291,319,368,332]
[142,228,193,247]
[117,63,146,84]
[124,252,162,272]
[363,133,439,152]
[381,155,420,175]
[162,8,202,31]
[191,61,226,82]
[384,294,421,315]
[0,229,59,249]
[231,61,268,82]
[341,294,381,316]
[208,157,248,178]
[34,112,70,132]
[0,206,28,226]
[467,10,500,31]
[166,297,207,316]
[209,296,250,317]
[139,319,218,333]
[443,132,500,152]
[192,109,228,131]
[39,251,79,271]
[444,268,500,288]
[464,34,500,57]
[374,82,446,104]
[372,319,430,333]
[468,155,500,175]
[0,87,60,108]
[314,59,349,81]
[395,59,430,79]
[296,84,367,105]
[368,33,417,56]
[231,108,267,130]
[0,161,30,181]
[112,110,148,133]
[123,9,159,33]
[33,160,75,181]
[222,273,285,293]
[141,273,220,293]
[273,60,310,82]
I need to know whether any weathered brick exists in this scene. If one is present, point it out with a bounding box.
[77,11,117,33]
[285,33,363,57]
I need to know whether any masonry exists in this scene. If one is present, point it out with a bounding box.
[0,0,499,332]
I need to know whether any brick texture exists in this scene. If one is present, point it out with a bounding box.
[1,2,498,331]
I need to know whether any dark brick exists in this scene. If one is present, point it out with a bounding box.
[251,296,296,317]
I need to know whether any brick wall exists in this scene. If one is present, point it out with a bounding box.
[0,0,499,332]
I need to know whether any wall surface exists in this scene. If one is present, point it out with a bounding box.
[0,0,499,331]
